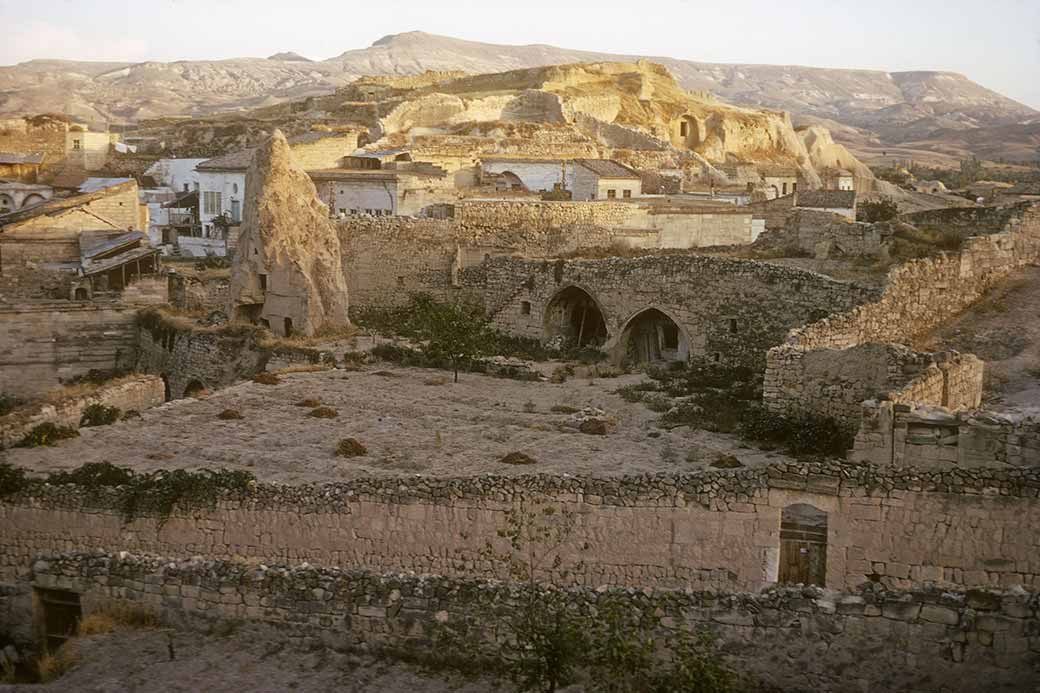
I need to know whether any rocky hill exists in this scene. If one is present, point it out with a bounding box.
[0,31,1034,162]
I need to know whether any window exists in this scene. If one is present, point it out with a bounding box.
[623,189,632,199]
[258,274,267,291]
[203,191,222,216]
[661,324,679,350]
[680,121,688,137]
[729,318,738,333]
[183,183,189,192]
[782,182,788,196]
[232,183,239,194]
[713,352,721,363]
[792,182,798,193]
[396,276,405,287]
[520,301,531,315]
[230,199,241,223]
[606,189,617,199]
[72,139,82,150]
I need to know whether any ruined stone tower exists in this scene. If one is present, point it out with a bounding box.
[227,130,350,337]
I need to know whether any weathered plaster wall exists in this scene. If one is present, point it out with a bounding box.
[4,464,1038,595]
[11,552,1038,693]
[473,255,877,367]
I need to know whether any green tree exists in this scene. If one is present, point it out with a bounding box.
[405,294,494,383]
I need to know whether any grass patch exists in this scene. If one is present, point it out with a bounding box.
[550,404,580,414]
[499,451,537,465]
[37,642,78,683]
[295,398,322,408]
[335,438,367,457]
[217,409,243,420]
[308,406,338,419]
[18,423,79,448]
[252,372,281,385]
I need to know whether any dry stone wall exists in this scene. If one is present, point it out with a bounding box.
[11,551,1038,693]
[474,255,877,367]
[3,464,1040,595]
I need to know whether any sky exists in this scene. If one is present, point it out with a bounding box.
[1,0,1038,109]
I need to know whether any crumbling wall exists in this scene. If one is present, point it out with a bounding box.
[16,552,1039,693]
[3,464,1040,594]
[0,375,165,449]
[787,208,887,258]
[168,271,231,313]
[852,404,1040,469]
[455,200,634,231]
[900,202,1035,233]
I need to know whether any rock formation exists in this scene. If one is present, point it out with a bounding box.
[227,130,350,337]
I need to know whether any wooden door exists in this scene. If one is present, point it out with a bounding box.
[37,589,81,652]
[779,518,827,586]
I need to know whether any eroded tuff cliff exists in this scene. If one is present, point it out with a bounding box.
[227,130,350,337]
[335,61,872,188]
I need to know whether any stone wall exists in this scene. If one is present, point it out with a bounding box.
[0,301,139,398]
[900,202,1035,233]
[473,255,878,368]
[455,200,633,231]
[168,271,231,313]
[764,344,983,426]
[788,208,887,258]
[763,207,1040,424]
[0,375,165,449]
[852,403,1040,469]
[132,313,270,400]
[747,193,796,231]
[10,551,1037,693]
[4,463,1039,594]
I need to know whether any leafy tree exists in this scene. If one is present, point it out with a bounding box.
[405,294,495,383]
[858,196,900,223]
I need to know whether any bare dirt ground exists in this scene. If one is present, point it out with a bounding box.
[921,266,1040,412]
[3,362,788,482]
[0,627,509,693]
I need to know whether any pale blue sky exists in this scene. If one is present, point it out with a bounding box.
[1,0,1038,109]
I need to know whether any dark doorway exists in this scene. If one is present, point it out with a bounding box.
[543,286,607,349]
[623,308,686,364]
[283,317,293,337]
[779,504,828,586]
[74,287,89,300]
[35,588,81,652]
[161,375,171,402]
[183,379,207,399]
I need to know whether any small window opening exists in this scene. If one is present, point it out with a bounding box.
[728,318,738,333]
[258,274,267,291]
[607,189,617,199]
[713,352,721,363]
[396,276,405,287]
[520,301,531,315]
[623,189,632,198]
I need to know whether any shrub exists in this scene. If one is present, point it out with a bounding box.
[550,404,579,414]
[0,463,29,497]
[341,350,368,365]
[499,451,537,465]
[252,372,281,385]
[37,642,78,683]
[336,438,367,457]
[79,604,158,634]
[711,454,744,469]
[294,398,322,408]
[48,462,134,487]
[858,196,900,223]
[739,404,854,457]
[308,406,338,419]
[79,403,121,427]
[522,400,536,413]
[549,365,573,384]
[18,423,79,448]
[405,294,495,383]
[118,468,255,526]
[217,409,243,420]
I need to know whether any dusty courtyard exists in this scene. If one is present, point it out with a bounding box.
[2,363,787,483]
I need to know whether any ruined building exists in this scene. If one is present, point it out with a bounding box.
[226,131,350,337]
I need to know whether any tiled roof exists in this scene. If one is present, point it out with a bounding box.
[575,159,640,179]
[797,190,856,209]
[0,180,137,229]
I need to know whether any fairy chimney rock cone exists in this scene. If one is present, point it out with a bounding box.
[227,130,350,337]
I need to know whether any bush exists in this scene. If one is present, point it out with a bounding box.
[0,462,29,497]
[739,404,854,457]
[858,196,900,223]
[294,398,322,408]
[217,409,243,420]
[308,406,338,419]
[499,451,537,465]
[37,642,78,683]
[79,403,120,427]
[48,462,134,488]
[252,372,281,385]
[335,438,367,457]
[18,423,79,448]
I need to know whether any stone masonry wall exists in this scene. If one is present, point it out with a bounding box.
[9,552,1037,693]
[852,404,1040,469]
[3,464,1040,596]
[901,202,1036,233]
[0,301,139,398]
[0,375,165,449]
[788,208,887,258]
[474,255,878,368]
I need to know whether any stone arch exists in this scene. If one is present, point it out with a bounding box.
[543,285,608,349]
[497,170,526,192]
[22,193,46,208]
[0,194,14,213]
[779,503,828,586]
[183,379,208,399]
[73,287,89,300]
[616,307,689,365]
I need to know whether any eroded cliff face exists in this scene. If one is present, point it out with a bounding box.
[227,130,350,337]
[347,61,872,188]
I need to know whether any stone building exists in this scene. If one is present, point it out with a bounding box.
[310,163,455,218]
[0,152,45,182]
[795,189,857,221]
[760,166,799,199]
[822,168,855,191]
[0,181,52,213]
[572,159,642,201]
[480,157,572,194]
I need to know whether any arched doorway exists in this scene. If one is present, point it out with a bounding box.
[620,308,687,365]
[497,171,526,192]
[73,287,89,300]
[22,194,46,208]
[183,379,208,399]
[779,504,828,586]
[543,286,607,349]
